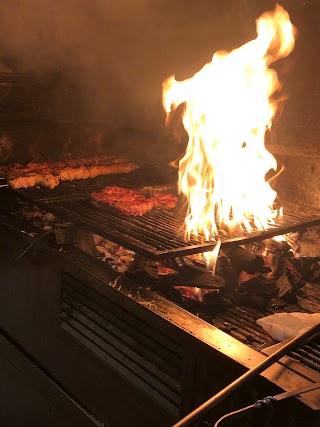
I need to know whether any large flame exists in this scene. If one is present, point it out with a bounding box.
[162,4,296,244]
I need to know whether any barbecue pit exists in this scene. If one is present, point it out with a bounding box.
[1,1,320,426]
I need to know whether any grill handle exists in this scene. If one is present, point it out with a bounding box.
[12,229,55,265]
[173,322,320,427]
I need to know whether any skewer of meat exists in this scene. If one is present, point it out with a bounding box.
[4,157,139,189]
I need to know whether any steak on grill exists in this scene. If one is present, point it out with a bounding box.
[91,186,178,216]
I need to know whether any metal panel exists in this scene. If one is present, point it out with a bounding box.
[60,272,183,416]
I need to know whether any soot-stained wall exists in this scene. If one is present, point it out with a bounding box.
[0,0,318,163]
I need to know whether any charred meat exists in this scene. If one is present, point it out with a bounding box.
[0,156,139,189]
[91,186,178,216]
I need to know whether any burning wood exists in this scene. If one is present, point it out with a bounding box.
[126,227,320,321]
[13,198,320,323]
[92,234,135,273]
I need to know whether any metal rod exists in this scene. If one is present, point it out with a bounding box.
[0,184,8,187]
[212,382,320,427]
[273,382,320,402]
[173,322,320,427]
[12,229,55,265]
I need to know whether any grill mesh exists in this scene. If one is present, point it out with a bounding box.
[289,338,320,373]
[195,305,320,374]
[37,198,320,259]
[10,167,320,259]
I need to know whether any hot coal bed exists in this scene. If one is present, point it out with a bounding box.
[1,2,320,427]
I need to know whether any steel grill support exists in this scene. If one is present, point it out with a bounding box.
[8,169,320,260]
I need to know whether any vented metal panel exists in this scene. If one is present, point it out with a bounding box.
[289,337,320,373]
[59,272,183,416]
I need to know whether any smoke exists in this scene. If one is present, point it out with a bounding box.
[0,1,262,132]
[0,0,317,160]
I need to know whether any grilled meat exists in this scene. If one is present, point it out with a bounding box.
[1,156,139,189]
[92,186,178,216]
[92,186,155,216]
[153,192,178,209]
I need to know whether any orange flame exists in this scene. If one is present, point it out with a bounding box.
[162,4,296,246]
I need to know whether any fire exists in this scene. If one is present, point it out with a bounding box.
[162,4,296,247]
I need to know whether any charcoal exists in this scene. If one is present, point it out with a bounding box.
[287,270,305,290]
[202,290,221,306]
[246,293,268,310]
[301,258,320,283]
[278,241,292,253]
[126,270,158,287]
[295,226,320,257]
[288,258,303,274]
[263,238,292,254]
[164,257,225,288]
[167,256,205,275]
[279,291,297,304]
[189,274,224,288]
[230,292,267,310]
[74,230,100,257]
[182,299,208,314]
[260,266,272,274]
[268,249,285,278]
[158,287,183,304]
[218,297,233,308]
[216,256,238,296]
[297,282,320,301]
[308,262,320,283]
[297,296,320,313]
[166,257,218,277]
[238,276,278,297]
[129,254,159,278]
[276,273,292,298]
[268,297,287,309]
[231,291,251,306]
[158,273,183,286]
[223,246,264,274]
[158,271,224,289]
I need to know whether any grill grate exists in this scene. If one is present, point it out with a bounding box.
[289,338,320,373]
[10,167,320,260]
[194,305,320,374]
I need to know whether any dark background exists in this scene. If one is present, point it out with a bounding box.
[0,0,318,162]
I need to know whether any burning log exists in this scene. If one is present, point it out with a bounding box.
[11,194,320,322]
[223,247,265,274]
[215,256,238,297]
[165,256,225,288]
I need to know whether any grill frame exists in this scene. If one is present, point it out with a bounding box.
[9,167,320,260]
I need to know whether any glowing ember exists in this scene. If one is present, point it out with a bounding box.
[162,4,296,246]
